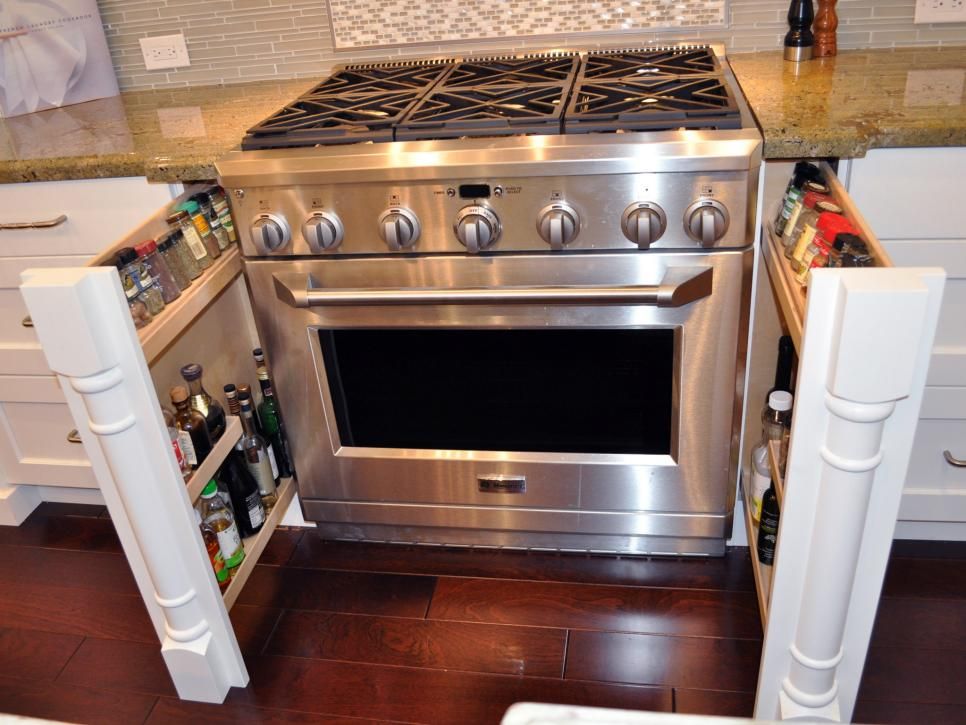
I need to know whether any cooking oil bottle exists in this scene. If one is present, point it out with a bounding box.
[199,479,245,581]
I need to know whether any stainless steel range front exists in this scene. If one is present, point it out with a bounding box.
[217,45,762,555]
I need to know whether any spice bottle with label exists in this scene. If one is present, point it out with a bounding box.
[167,210,212,271]
[116,247,165,316]
[796,244,830,286]
[192,192,231,251]
[210,188,237,243]
[134,239,181,304]
[199,480,245,580]
[774,163,822,235]
[115,256,153,329]
[157,234,192,291]
[170,385,212,468]
[180,363,226,441]
[178,200,222,260]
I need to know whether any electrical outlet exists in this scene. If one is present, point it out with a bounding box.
[139,33,191,71]
[914,0,966,24]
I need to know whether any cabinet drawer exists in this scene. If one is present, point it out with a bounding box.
[0,178,175,257]
[0,375,94,488]
[900,418,966,522]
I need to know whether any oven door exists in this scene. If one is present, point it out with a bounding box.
[244,249,751,554]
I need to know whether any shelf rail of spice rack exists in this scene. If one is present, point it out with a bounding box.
[761,161,895,352]
[184,416,242,502]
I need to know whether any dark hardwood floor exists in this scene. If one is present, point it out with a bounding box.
[0,502,964,724]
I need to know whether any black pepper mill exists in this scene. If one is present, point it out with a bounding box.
[784,0,815,62]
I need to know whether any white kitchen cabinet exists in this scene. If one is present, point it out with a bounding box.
[847,148,966,537]
[0,177,178,499]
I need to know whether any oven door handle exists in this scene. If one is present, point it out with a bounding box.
[273,266,713,309]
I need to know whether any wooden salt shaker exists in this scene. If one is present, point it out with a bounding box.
[814,0,838,57]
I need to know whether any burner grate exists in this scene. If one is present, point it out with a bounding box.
[565,76,740,133]
[441,55,580,88]
[312,62,452,96]
[242,91,421,149]
[396,85,568,140]
[582,47,721,81]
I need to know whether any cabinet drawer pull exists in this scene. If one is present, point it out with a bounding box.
[21,316,32,327]
[0,214,68,231]
[943,450,966,467]
[67,429,83,444]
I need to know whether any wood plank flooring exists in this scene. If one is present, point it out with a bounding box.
[0,502,963,724]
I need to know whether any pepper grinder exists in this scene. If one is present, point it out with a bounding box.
[784,0,815,62]
[814,0,838,57]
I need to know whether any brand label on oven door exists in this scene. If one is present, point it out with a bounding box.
[478,474,526,494]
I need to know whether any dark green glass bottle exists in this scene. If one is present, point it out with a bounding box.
[256,369,293,478]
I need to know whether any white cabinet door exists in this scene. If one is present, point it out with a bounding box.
[0,375,95,487]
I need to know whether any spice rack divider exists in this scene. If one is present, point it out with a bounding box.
[742,479,772,626]
[185,416,242,502]
[767,440,785,508]
[223,476,295,610]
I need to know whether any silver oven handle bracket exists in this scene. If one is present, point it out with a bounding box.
[273,267,713,309]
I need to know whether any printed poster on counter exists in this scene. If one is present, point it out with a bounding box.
[0,0,119,118]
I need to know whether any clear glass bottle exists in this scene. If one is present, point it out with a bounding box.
[239,391,278,511]
[179,200,222,260]
[170,385,212,468]
[162,407,192,480]
[166,210,212,270]
[763,390,793,474]
[180,363,226,441]
[116,247,164,316]
[168,228,203,280]
[156,233,192,291]
[115,254,153,329]
[211,188,237,243]
[196,508,230,592]
[134,239,181,304]
[193,192,231,251]
[199,479,245,578]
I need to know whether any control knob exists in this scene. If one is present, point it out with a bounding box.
[621,202,667,249]
[537,202,580,250]
[454,205,500,253]
[379,208,420,250]
[684,199,730,247]
[302,211,344,252]
[251,213,291,252]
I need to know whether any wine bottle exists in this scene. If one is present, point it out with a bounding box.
[757,482,780,566]
[238,391,278,510]
[220,453,265,538]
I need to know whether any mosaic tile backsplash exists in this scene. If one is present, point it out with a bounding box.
[327,0,725,48]
[96,0,966,90]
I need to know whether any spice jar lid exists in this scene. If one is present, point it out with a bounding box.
[768,390,793,412]
[815,200,843,214]
[200,480,218,498]
[165,210,189,224]
[180,362,203,381]
[169,385,189,403]
[157,234,174,252]
[134,240,158,256]
[179,200,201,214]
[833,232,862,251]
[816,212,856,242]
[116,247,138,266]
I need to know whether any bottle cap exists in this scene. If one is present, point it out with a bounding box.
[169,385,189,404]
[179,200,201,214]
[165,210,190,224]
[200,480,218,498]
[769,390,793,412]
[238,389,252,401]
[180,363,202,381]
[116,247,138,266]
[224,384,237,395]
[134,240,158,256]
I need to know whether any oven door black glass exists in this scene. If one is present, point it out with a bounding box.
[318,328,674,455]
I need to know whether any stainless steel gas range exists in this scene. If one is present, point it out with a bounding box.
[217,45,762,556]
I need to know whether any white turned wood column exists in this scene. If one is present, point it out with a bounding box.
[20,267,247,703]
[755,267,945,722]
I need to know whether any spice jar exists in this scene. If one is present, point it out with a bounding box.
[783,192,822,258]
[157,233,192,290]
[167,210,212,271]
[796,244,830,286]
[774,162,822,235]
[135,239,181,304]
[190,192,231,251]
[210,188,237,243]
[115,250,154,328]
[116,247,165,316]
[178,200,222,260]
[168,228,203,280]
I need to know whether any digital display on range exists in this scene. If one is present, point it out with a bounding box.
[459,184,491,199]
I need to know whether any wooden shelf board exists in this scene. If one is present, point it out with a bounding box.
[742,480,772,628]
[138,246,242,366]
[184,416,242,502]
[767,439,785,509]
[223,476,295,610]
[762,222,805,354]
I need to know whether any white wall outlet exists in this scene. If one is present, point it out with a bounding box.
[914,0,966,24]
[139,33,191,71]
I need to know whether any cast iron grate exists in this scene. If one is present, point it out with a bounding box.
[440,54,580,88]
[582,47,722,81]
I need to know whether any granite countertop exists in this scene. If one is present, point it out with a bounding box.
[1,46,964,184]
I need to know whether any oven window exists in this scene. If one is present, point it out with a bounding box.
[318,329,674,455]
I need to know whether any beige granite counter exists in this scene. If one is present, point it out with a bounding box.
[0,78,314,184]
[731,46,966,158]
[1,46,964,184]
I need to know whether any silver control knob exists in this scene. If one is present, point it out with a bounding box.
[684,199,730,247]
[379,208,420,250]
[302,211,344,252]
[454,205,500,253]
[251,213,291,252]
[537,202,580,250]
[621,202,668,249]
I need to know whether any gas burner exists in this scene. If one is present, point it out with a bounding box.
[441,55,580,87]
[582,47,721,80]
[312,62,451,96]
[565,76,740,133]
[396,85,567,140]
[242,91,420,149]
